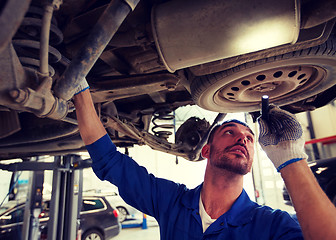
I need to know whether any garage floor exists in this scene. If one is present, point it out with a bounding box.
[114,225,160,240]
[113,217,160,240]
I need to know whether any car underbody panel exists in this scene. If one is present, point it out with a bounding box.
[0,0,335,160]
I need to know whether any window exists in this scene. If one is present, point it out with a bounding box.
[6,207,25,224]
[82,199,105,212]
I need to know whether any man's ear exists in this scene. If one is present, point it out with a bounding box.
[201,144,210,159]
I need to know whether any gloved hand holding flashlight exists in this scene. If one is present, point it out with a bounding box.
[258,106,308,172]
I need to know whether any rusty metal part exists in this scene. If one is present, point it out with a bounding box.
[0,44,32,110]
[90,73,180,102]
[40,3,57,76]
[1,2,70,122]
[38,1,63,76]
[102,113,210,161]
[10,76,68,119]
[120,46,166,74]
[19,17,63,45]
[13,38,61,77]
[18,57,55,77]
[13,39,62,63]
[12,3,63,77]
[175,117,210,151]
[54,0,140,101]
[0,0,31,53]
[190,113,226,161]
[101,112,225,161]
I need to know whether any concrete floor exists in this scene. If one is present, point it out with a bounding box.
[113,225,160,240]
[113,217,160,240]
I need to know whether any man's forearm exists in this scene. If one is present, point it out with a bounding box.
[73,89,106,145]
[280,160,336,240]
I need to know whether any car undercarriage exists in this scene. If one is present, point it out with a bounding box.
[0,0,336,161]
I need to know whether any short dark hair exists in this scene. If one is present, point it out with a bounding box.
[207,119,253,144]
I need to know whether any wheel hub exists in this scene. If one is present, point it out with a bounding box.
[251,82,279,92]
[216,66,318,103]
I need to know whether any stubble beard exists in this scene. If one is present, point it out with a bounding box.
[209,145,252,175]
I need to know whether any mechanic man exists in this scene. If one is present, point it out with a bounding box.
[73,84,336,239]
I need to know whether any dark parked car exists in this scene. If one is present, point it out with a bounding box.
[0,196,121,240]
[0,0,336,162]
[79,196,121,240]
[283,157,336,206]
[84,189,142,223]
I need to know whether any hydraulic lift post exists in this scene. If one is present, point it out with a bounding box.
[45,154,84,240]
[22,157,44,240]
[52,154,83,240]
[0,154,89,240]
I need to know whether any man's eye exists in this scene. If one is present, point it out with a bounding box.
[224,130,233,135]
[247,136,253,142]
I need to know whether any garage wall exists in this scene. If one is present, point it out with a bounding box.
[310,102,336,139]
[0,169,11,204]
[297,101,336,140]
[297,100,336,160]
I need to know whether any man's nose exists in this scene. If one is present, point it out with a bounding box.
[236,135,247,144]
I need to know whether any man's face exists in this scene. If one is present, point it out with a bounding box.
[203,122,255,175]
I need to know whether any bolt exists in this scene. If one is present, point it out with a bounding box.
[9,89,28,103]
[166,82,176,91]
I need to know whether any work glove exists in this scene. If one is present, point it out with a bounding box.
[258,106,308,172]
[74,77,89,96]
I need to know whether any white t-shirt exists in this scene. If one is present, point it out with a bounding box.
[199,195,216,232]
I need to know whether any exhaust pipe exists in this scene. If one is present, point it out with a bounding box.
[151,0,300,73]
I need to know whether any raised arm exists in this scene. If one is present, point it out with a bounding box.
[72,87,183,220]
[258,106,336,240]
[280,160,336,240]
[73,89,106,145]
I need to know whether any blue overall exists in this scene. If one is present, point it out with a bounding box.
[87,134,303,240]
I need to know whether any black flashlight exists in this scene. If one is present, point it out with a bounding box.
[261,95,269,121]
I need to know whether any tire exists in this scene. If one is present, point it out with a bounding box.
[82,229,104,240]
[117,206,128,222]
[191,35,336,113]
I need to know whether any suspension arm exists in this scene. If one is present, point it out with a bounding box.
[101,114,205,161]
[54,0,141,101]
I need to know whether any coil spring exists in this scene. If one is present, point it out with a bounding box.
[151,108,175,139]
[12,6,63,76]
